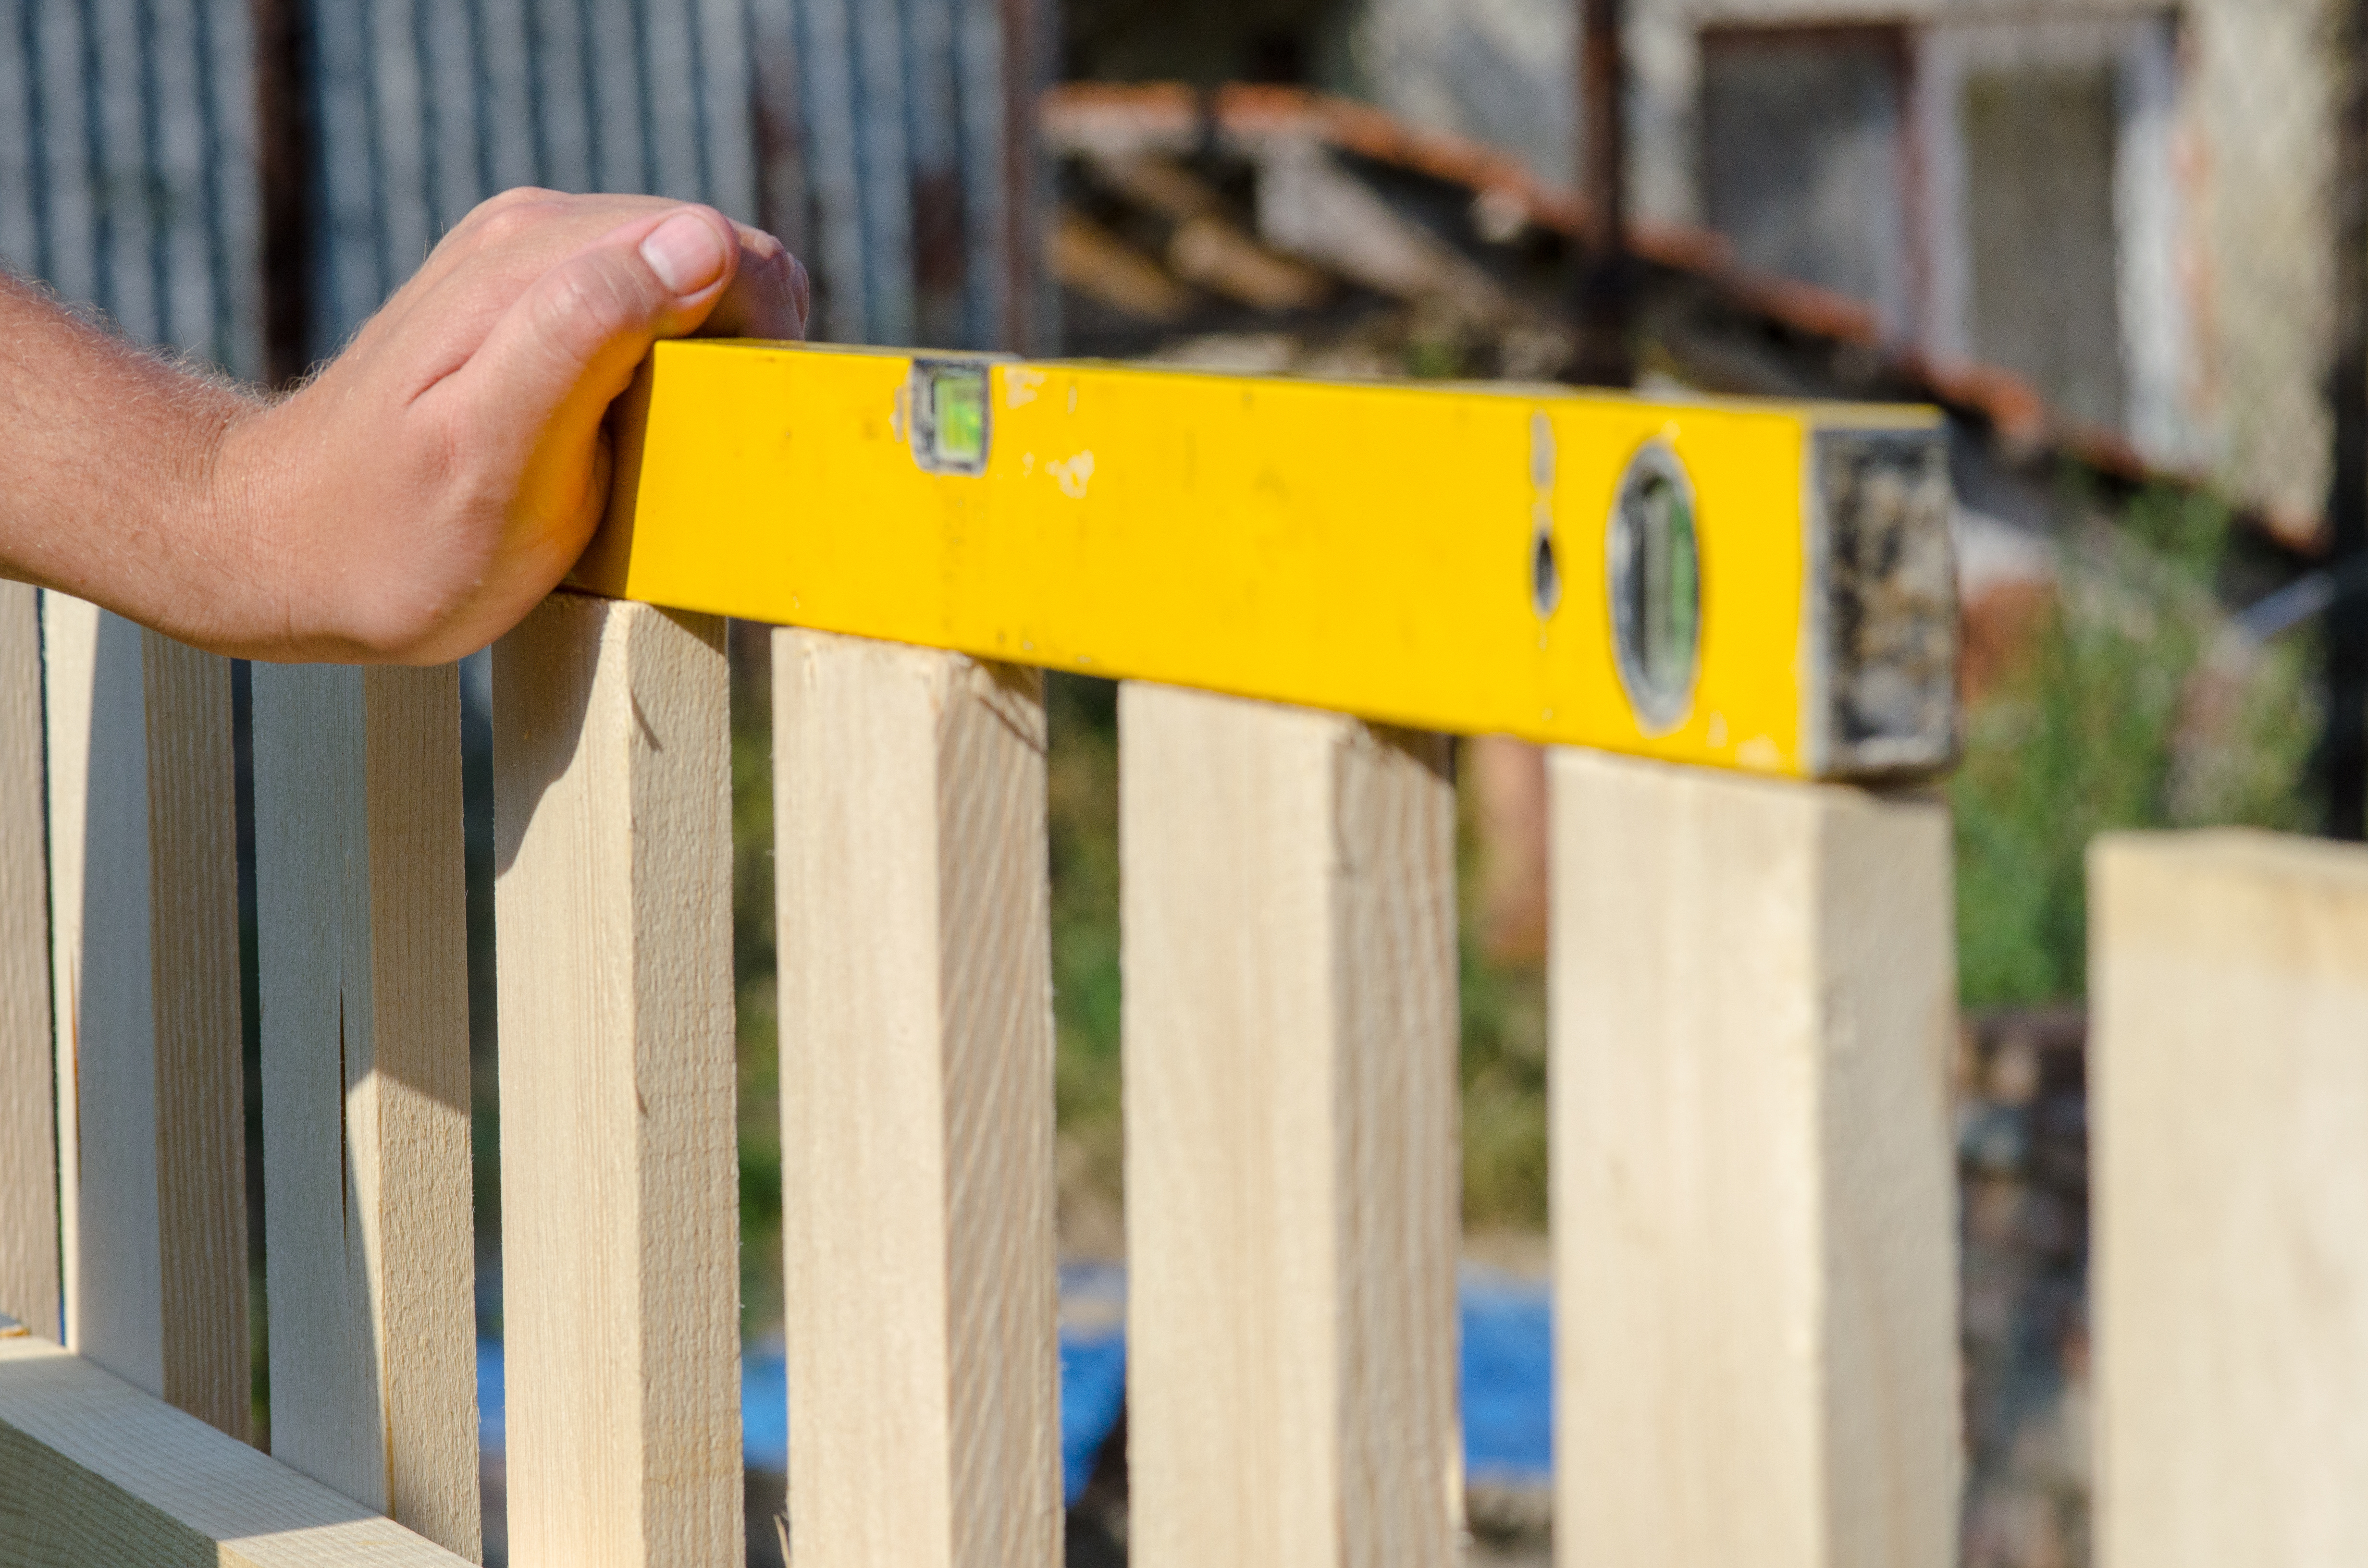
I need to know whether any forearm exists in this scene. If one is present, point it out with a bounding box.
[0,274,276,648]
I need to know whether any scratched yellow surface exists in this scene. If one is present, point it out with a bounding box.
[572,341,1937,775]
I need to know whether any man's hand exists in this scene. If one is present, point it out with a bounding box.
[0,189,808,663]
[233,191,809,662]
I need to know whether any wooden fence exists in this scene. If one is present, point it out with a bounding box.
[0,407,2360,1567]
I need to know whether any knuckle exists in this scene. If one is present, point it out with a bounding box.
[541,258,648,349]
[472,206,542,251]
[466,187,565,249]
[484,184,560,215]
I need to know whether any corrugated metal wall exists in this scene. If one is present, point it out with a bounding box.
[0,0,1040,377]
[0,0,261,372]
[783,0,1019,348]
[308,0,757,357]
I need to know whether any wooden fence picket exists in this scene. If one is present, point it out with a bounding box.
[2092,831,2368,1568]
[40,594,248,1440]
[0,339,1982,1568]
[1119,683,1462,1568]
[492,593,741,1568]
[0,583,54,1341]
[1548,749,1958,1568]
[771,627,1061,1568]
[0,1335,476,1566]
[251,663,480,1556]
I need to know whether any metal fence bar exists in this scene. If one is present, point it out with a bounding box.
[795,0,865,342]
[188,0,233,368]
[408,0,446,236]
[75,0,111,318]
[131,0,163,342]
[954,0,1003,348]
[4,0,52,281]
[851,0,913,345]
[35,0,89,306]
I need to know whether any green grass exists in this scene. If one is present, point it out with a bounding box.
[1951,484,2316,1008]
[733,652,783,1338]
[1047,675,1126,1213]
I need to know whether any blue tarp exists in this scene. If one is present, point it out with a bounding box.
[475,1273,1553,1507]
[1058,1331,1129,1498]
[1459,1274,1553,1485]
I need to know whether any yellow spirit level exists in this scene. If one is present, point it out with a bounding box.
[574,341,1957,780]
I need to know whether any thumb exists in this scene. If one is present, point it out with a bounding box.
[444,206,737,502]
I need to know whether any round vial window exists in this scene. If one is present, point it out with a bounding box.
[1606,443,1701,733]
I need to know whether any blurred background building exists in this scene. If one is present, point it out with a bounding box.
[0,0,1048,377]
[0,0,2345,537]
[1352,0,2337,536]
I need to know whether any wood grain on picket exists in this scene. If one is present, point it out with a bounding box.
[1121,683,1460,1568]
[1549,750,1957,1568]
[2093,830,2368,1568]
[41,597,247,1441]
[0,1333,472,1566]
[772,628,1061,1568]
[253,664,479,1557]
[0,583,56,1340]
[493,593,740,1568]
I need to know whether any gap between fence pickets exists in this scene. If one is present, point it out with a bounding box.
[772,627,1061,1568]
[2092,830,2368,1568]
[39,594,249,1442]
[1549,748,1958,1568]
[252,663,480,1559]
[0,582,57,1342]
[1119,682,1461,1568]
[492,593,742,1568]
[0,1333,474,1566]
